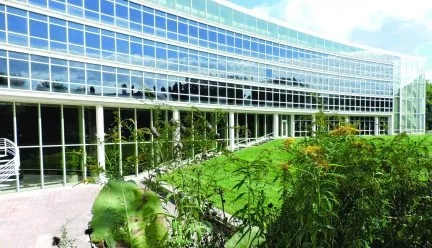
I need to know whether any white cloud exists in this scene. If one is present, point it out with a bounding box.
[247,0,432,42]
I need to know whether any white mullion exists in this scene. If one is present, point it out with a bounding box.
[38,104,44,188]
[81,106,87,179]
[60,105,66,185]
[150,109,154,168]
[13,102,19,192]
[118,108,123,176]
[245,113,248,142]
[254,113,258,139]
[134,108,138,177]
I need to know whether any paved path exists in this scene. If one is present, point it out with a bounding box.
[0,184,102,248]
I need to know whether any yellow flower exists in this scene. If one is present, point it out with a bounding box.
[329,125,360,136]
[302,145,322,157]
[283,138,296,150]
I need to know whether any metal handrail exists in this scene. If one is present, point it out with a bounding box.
[0,138,20,191]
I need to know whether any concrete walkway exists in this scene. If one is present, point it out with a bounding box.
[0,184,101,248]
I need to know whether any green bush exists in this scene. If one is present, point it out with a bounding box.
[269,119,432,247]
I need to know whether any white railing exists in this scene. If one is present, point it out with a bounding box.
[0,138,20,191]
[235,132,274,150]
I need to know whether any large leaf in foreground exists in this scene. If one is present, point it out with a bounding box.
[90,180,168,247]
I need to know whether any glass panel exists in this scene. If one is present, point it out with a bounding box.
[16,104,39,146]
[0,102,14,141]
[20,147,41,189]
[7,14,28,34]
[65,146,85,183]
[41,105,61,145]
[42,146,63,187]
[64,106,81,144]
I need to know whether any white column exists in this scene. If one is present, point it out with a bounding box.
[229,112,235,151]
[134,109,138,177]
[345,116,349,124]
[173,109,180,158]
[13,103,19,192]
[61,105,66,186]
[235,113,239,143]
[96,105,105,171]
[254,114,258,139]
[374,116,379,136]
[117,109,122,176]
[79,106,87,179]
[312,115,316,136]
[290,114,295,137]
[38,104,44,189]
[388,115,394,135]
[245,114,249,142]
[273,113,279,138]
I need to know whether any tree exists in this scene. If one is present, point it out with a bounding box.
[426,80,432,130]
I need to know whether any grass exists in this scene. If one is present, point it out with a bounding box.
[163,134,432,215]
[163,139,291,214]
[365,133,432,151]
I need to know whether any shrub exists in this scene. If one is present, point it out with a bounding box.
[270,128,432,247]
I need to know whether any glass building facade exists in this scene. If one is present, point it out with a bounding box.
[0,0,426,192]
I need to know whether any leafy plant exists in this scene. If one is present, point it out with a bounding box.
[89,180,168,247]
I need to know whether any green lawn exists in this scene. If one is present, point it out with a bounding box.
[365,134,432,152]
[162,139,291,214]
[163,134,432,215]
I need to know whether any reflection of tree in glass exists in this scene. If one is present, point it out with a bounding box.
[10,78,25,87]
[122,83,128,95]
[36,81,50,91]
[89,86,95,94]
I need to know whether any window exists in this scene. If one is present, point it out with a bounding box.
[102,35,115,51]
[0,12,4,31]
[68,28,83,45]
[68,0,82,7]
[30,20,48,39]
[101,0,114,15]
[155,16,166,29]
[0,58,7,75]
[49,24,66,42]
[9,59,29,78]
[85,0,99,11]
[178,21,187,35]
[115,3,128,19]
[143,12,154,26]
[85,32,100,49]
[51,65,68,82]
[7,14,27,34]
[130,42,142,56]
[116,39,129,54]
[189,25,198,38]
[31,62,49,80]
[69,67,85,84]
[87,70,101,85]
[30,0,48,7]
[130,7,141,23]
[167,18,177,32]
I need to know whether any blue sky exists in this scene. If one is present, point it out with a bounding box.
[229,0,432,79]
